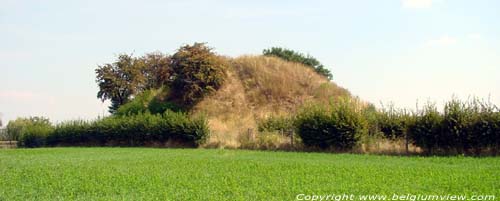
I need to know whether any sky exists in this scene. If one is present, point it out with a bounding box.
[1,0,499,124]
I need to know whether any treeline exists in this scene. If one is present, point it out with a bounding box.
[259,98,500,155]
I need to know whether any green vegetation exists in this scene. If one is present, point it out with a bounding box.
[95,54,160,113]
[95,43,226,113]
[0,148,498,200]
[294,99,366,150]
[10,112,209,148]
[171,43,227,108]
[409,98,500,155]
[263,47,333,80]
[257,115,294,133]
[114,88,181,116]
[6,117,52,147]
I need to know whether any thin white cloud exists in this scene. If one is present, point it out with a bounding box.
[402,0,433,9]
[424,35,457,47]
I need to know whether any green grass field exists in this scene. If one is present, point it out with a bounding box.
[0,148,498,201]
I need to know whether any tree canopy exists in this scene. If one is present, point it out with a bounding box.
[171,43,226,107]
[95,43,226,113]
[263,47,333,80]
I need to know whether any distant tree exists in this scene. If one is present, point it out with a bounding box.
[171,43,226,107]
[263,47,333,80]
[96,54,146,113]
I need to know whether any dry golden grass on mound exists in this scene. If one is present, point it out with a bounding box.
[193,55,353,148]
[232,56,351,115]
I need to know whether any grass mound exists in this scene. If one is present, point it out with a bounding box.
[192,56,353,147]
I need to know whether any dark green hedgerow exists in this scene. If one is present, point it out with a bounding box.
[46,111,209,147]
[408,99,500,155]
[294,99,366,150]
[10,111,209,148]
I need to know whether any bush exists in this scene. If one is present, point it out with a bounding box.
[115,88,183,116]
[263,47,333,80]
[8,117,53,148]
[257,115,294,133]
[47,111,209,147]
[295,99,365,150]
[171,43,227,107]
[115,89,157,116]
[466,100,500,153]
[407,99,500,155]
[376,104,411,139]
[408,103,442,154]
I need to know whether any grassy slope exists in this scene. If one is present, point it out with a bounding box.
[0,148,498,200]
[193,56,353,147]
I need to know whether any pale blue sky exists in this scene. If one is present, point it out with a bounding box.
[1,0,499,124]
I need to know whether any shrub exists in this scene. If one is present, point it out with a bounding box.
[377,104,410,139]
[171,43,227,107]
[115,88,183,116]
[6,118,29,141]
[295,99,365,150]
[10,117,54,148]
[466,100,500,153]
[115,89,158,116]
[257,115,294,133]
[407,99,500,155]
[263,47,333,80]
[442,99,472,153]
[408,103,442,154]
[47,111,209,147]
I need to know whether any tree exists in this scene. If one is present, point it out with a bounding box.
[96,54,146,113]
[171,43,226,107]
[96,53,173,113]
[141,52,173,89]
[263,47,333,80]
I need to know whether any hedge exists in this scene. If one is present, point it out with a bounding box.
[294,99,366,150]
[15,111,209,148]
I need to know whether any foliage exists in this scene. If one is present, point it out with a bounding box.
[7,117,53,147]
[405,99,500,155]
[294,99,366,150]
[96,54,147,113]
[466,100,500,153]
[257,115,294,133]
[46,111,209,147]
[377,104,412,139]
[141,52,173,89]
[96,53,172,113]
[171,43,227,107]
[408,103,443,154]
[263,47,333,80]
[115,88,182,116]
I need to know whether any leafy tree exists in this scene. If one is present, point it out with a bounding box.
[96,52,173,113]
[141,52,173,89]
[171,43,226,107]
[263,47,333,80]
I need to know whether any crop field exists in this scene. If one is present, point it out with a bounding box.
[0,148,498,201]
